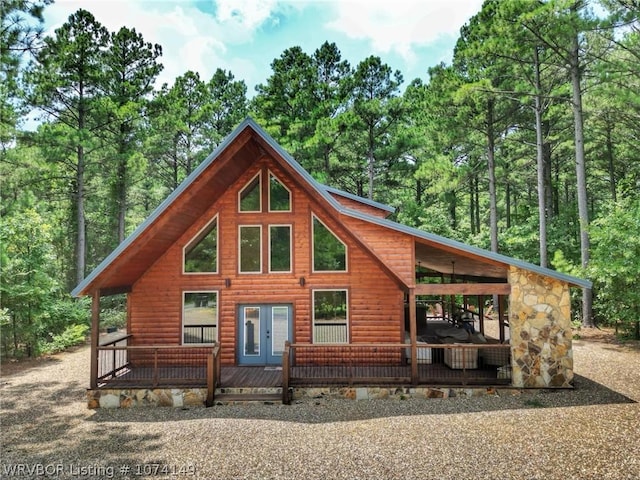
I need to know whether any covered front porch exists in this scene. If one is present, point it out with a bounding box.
[86,236,578,407]
[90,314,513,407]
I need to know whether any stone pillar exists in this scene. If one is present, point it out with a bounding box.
[508,267,573,388]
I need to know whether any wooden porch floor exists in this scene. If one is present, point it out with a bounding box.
[221,366,283,388]
[99,363,507,389]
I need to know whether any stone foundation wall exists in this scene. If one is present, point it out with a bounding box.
[87,388,208,409]
[87,386,518,408]
[508,266,573,388]
[291,386,519,401]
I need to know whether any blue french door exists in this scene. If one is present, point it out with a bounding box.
[238,304,292,365]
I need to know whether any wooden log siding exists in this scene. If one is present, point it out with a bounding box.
[128,155,406,366]
[340,215,414,286]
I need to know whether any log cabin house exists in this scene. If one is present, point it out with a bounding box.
[73,118,592,408]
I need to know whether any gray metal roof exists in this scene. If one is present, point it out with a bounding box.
[322,185,396,214]
[73,117,592,296]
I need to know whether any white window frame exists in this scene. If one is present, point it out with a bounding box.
[182,291,219,345]
[268,171,292,213]
[268,224,292,273]
[182,214,218,275]
[238,171,262,213]
[311,214,348,273]
[238,225,263,274]
[312,289,349,344]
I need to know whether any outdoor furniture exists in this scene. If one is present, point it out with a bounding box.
[404,332,433,364]
[444,344,478,369]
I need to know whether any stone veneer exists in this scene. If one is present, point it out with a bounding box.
[508,266,573,388]
[87,386,522,408]
[87,388,208,409]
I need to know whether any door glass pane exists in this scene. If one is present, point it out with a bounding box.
[240,226,261,272]
[271,307,289,356]
[244,307,260,356]
[270,225,291,272]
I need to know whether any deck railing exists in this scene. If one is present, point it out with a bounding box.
[183,325,217,344]
[282,342,511,403]
[96,341,221,406]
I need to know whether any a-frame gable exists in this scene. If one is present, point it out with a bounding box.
[73,120,260,296]
[74,116,590,298]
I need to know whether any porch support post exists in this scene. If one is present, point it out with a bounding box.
[90,289,100,389]
[409,288,418,384]
[499,295,507,344]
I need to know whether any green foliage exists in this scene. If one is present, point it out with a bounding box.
[40,324,89,354]
[3,2,640,355]
[588,197,640,337]
[0,208,89,357]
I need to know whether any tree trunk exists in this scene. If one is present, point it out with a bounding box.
[116,157,126,244]
[475,176,480,234]
[604,117,617,203]
[469,175,476,235]
[534,46,548,268]
[486,98,498,253]
[569,33,593,327]
[76,144,86,285]
[367,125,374,200]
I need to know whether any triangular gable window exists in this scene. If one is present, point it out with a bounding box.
[239,172,261,212]
[312,215,347,272]
[184,217,218,273]
[269,172,291,212]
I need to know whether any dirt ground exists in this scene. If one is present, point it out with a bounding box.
[1,327,639,480]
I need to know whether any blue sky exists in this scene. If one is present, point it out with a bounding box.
[43,0,484,95]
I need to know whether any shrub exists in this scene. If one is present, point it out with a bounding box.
[41,324,89,354]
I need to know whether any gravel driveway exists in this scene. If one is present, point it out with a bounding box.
[1,332,639,480]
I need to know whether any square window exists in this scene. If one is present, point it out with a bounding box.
[313,290,348,344]
[239,225,262,273]
[269,225,291,272]
[183,292,218,344]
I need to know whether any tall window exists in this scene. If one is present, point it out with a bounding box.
[269,225,291,272]
[239,225,262,273]
[239,172,261,212]
[313,290,348,344]
[184,217,217,273]
[312,215,347,271]
[183,292,217,344]
[269,173,291,211]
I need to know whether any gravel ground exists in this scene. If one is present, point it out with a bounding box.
[1,331,639,480]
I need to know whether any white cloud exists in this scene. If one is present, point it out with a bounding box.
[43,0,279,89]
[325,0,483,63]
[215,0,280,34]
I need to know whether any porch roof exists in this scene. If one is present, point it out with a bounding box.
[72,117,591,297]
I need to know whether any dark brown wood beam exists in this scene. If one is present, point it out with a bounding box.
[90,290,100,389]
[414,283,511,295]
[99,286,132,297]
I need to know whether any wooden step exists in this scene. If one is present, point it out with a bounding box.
[212,393,282,404]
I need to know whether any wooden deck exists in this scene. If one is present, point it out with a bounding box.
[99,362,507,389]
[96,324,511,391]
[221,366,283,388]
